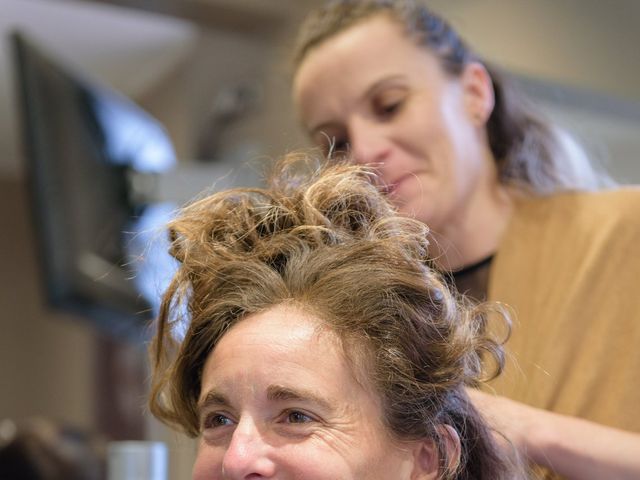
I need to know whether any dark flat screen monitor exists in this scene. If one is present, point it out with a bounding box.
[12,31,177,341]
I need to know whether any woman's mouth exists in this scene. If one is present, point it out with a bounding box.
[384,174,414,196]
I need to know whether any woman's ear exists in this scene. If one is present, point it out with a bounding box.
[439,424,461,474]
[411,425,461,480]
[461,61,495,126]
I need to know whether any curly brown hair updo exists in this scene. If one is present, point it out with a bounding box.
[149,151,520,479]
[293,0,604,194]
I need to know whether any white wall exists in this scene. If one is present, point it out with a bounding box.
[425,0,640,183]
[427,0,640,102]
[0,180,96,428]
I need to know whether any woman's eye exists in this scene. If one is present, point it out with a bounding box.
[202,413,234,430]
[375,100,402,118]
[284,410,314,424]
[373,90,406,119]
[330,138,349,156]
[326,135,349,156]
[312,131,350,158]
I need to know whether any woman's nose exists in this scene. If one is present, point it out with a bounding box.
[349,120,391,166]
[221,418,276,479]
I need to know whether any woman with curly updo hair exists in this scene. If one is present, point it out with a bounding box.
[149,152,523,479]
[291,1,640,478]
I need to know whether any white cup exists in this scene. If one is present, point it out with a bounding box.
[107,441,168,480]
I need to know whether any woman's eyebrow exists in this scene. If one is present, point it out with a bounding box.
[197,389,230,413]
[362,74,407,99]
[307,75,408,135]
[266,384,334,411]
[309,121,341,139]
[197,386,334,409]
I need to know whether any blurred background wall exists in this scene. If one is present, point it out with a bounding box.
[1,0,639,478]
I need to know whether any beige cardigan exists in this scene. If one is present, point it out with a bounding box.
[488,189,640,476]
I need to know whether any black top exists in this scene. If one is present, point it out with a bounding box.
[448,254,494,302]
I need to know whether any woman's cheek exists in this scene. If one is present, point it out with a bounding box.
[192,442,224,480]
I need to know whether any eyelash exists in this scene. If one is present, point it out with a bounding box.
[200,409,316,431]
[202,413,234,430]
[374,98,404,118]
[317,94,406,156]
[329,138,349,156]
[316,135,349,159]
[282,409,314,424]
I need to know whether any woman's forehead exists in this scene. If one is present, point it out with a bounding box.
[295,16,411,87]
[199,304,378,405]
[204,305,338,372]
[293,17,442,127]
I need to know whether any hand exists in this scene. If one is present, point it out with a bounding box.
[466,387,640,480]
[465,387,544,459]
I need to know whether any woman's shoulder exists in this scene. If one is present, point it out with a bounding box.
[563,187,640,206]
[495,186,640,292]
[516,187,640,224]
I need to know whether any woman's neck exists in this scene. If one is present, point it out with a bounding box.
[430,183,516,272]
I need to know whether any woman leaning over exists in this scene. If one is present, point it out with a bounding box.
[291,1,640,478]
